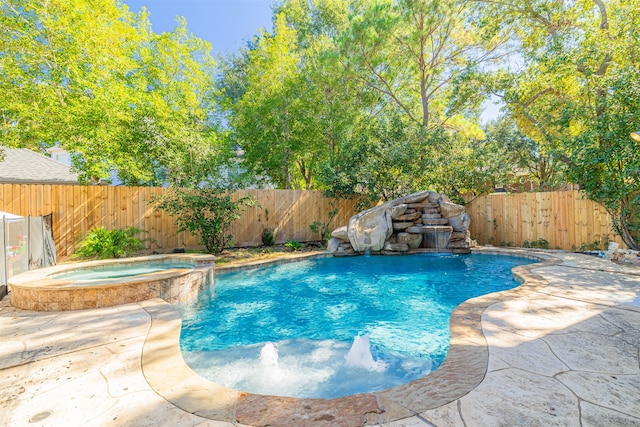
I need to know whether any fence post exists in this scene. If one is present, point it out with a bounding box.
[27,216,31,271]
[1,216,6,300]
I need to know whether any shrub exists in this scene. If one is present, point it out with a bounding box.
[285,240,304,251]
[261,228,276,246]
[523,238,549,249]
[73,227,148,259]
[309,221,329,242]
[574,240,607,252]
[154,187,256,255]
[309,207,338,244]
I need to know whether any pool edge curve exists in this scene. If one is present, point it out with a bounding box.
[139,248,562,425]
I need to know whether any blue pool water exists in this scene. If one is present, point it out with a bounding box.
[178,253,533,398]
[51,262,194,280]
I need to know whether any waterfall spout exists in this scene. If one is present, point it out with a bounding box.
[421,226,453,251]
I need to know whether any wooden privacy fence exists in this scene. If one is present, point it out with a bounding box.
[0,184,361,259]
[0,185,626,258]
[466,190,625,250]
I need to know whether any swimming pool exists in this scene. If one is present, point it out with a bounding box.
[178,253,534,398]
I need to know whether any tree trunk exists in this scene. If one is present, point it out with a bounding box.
[283,101,291,189]
[619,214,639,251]
[298,159,312,190]
[284,148,291,190]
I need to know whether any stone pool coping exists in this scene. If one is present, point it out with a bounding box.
[140,248,561,426]
[8,253,215,311]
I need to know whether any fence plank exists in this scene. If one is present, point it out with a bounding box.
[467,190,625,250]
[28,185,354,258]
[0,185,627,258]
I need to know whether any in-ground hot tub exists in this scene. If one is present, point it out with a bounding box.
[8,254,215,311]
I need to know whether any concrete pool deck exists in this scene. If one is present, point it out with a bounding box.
[1,249,639,426]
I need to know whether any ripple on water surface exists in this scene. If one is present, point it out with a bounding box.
[177,253,533,398]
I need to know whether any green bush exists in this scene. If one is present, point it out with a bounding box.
[154,187,256,255]
[309,221,329,242]
[73,227,148,259]
[285,240,304,251]
[261,228,276,246]
[309,207,338,244]
[523,238,549,249]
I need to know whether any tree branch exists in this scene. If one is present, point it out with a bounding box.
[358,46,418,124]
[593,0,609,30]
[522,87,553,107]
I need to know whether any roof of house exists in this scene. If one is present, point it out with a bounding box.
[0,148,79,184]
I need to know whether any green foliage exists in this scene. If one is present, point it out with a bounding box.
[574,240,607,252]
[9,0,639,248]
[481,116,565,191]
[309,221,329,243]
[261,228,276,246]
[285,240,305,251]
[309,206,337,243]
[306,0,508,199]
[0,1,225,186]
[316,113,494,201]
[563,66,640,250]
[225,4,360,191]
[260,208,276,246]
[227,13,305,190]
[484,0,640,249]
[317,114,414,200]
[522,239,549,249]
[73,227,148,259]
[154,188,256,255]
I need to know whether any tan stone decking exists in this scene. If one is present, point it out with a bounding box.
[1,249,639,426]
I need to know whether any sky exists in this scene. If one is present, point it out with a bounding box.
[121,0,277,55]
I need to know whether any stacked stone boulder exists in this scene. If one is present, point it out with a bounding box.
[328,190,472,256]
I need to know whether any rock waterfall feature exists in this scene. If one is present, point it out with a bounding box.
[328,191,472,256]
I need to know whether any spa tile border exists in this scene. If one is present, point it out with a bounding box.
[9,254,215,311]
[141,249,561,427]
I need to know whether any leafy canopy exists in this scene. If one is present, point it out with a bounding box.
[0,0,225,186]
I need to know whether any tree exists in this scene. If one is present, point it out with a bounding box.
[312,0,511,200]
[0,0,142,170]
[229,13,303,189]
[317,113,419,202]
[481,116,565,191]
[277,0,365,190]
[565,67,640,250]
[481,0,640,248]
[339,0,503,133]
[118,17,225,187]
[0,0,225,186]
[227,3,357,190]
[220,0,510,198]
